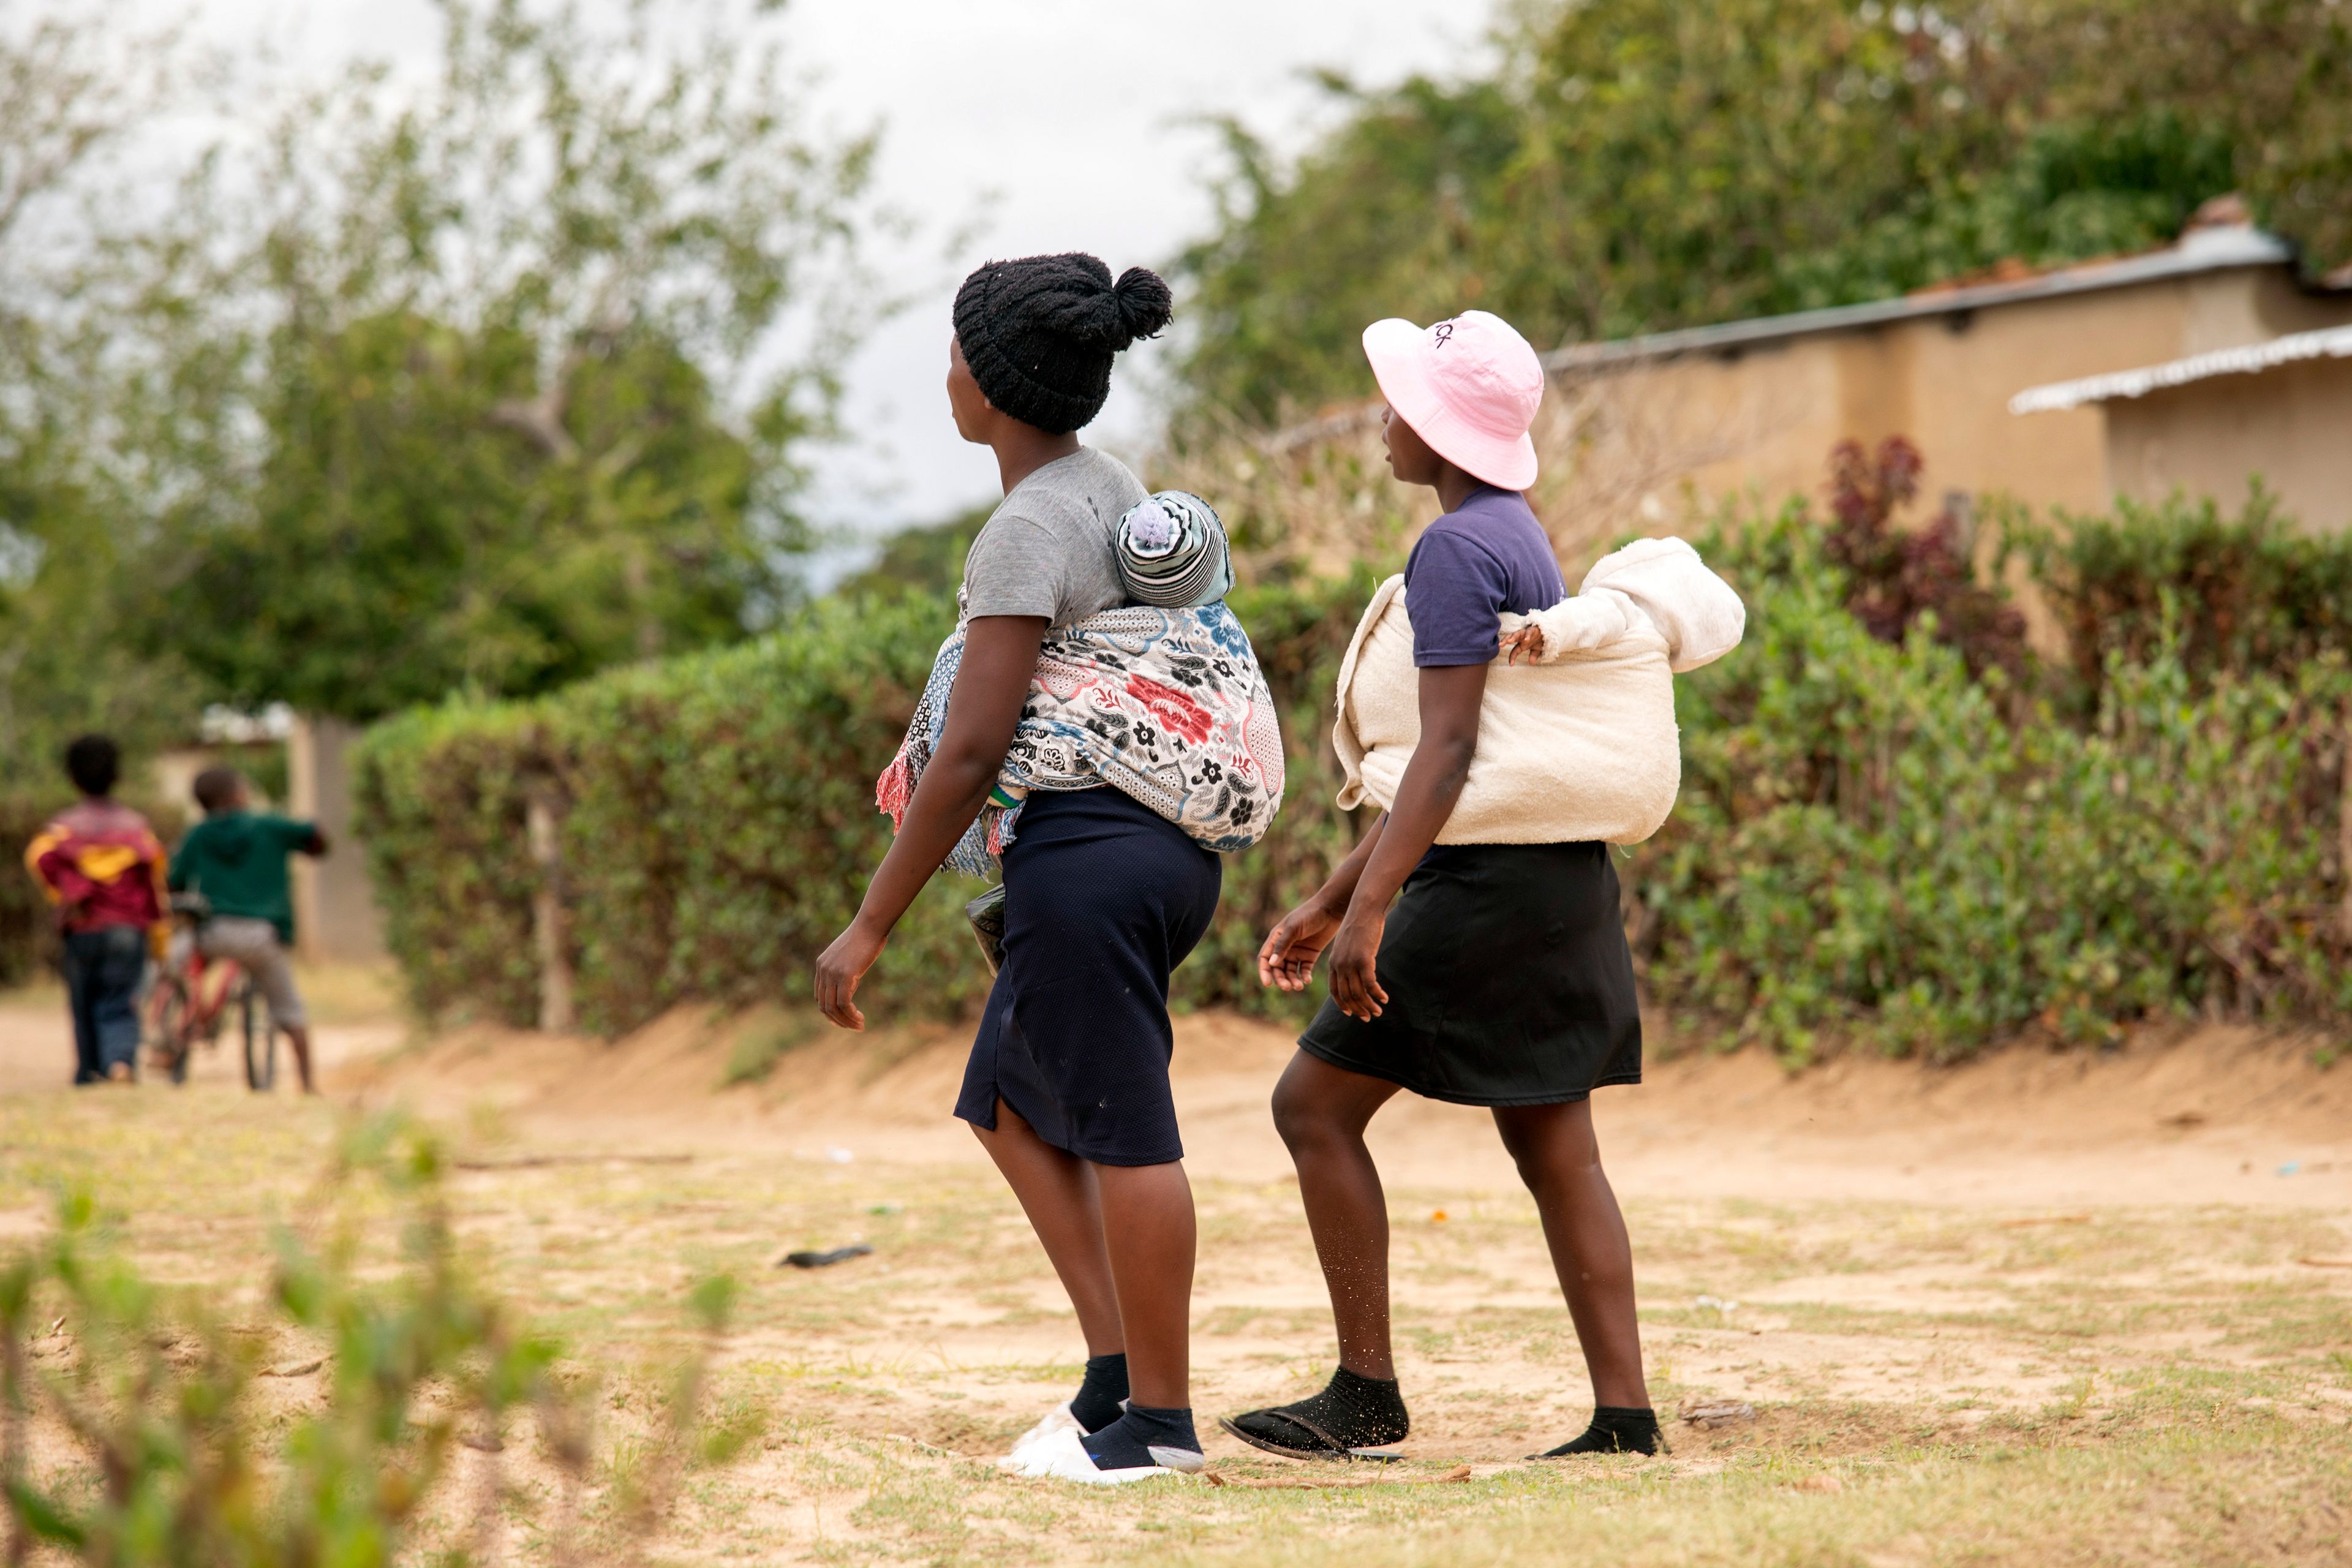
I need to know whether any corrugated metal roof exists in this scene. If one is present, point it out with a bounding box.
[1539,225,2295,374]
[2009,323,2352,414]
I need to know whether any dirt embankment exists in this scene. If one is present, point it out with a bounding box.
[339,1003,2352,1211]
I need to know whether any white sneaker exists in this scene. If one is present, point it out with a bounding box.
[997,1403,1081,1469]
[1000,1396,1135,1468]
[1010,1427,1204,1485]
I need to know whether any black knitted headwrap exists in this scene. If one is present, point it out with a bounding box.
[953,253,1174,434]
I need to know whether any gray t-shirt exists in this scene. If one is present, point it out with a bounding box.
[959,447,1147,627]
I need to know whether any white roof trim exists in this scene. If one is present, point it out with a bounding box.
[2010,323,2352,415]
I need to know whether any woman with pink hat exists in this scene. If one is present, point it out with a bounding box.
[1226,310,1656,1464]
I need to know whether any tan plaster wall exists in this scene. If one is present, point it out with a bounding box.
[2104,356,2352,533]
[288,714,386,963]
[1570,265,2352,523]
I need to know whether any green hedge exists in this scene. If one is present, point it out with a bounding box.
[353,704,548,1026]
[1641,502,2351,1061]
[355,494,2352,1059]
[354,577,1380,1035]
[360,594,971,1033]
[2019,487,2352,698]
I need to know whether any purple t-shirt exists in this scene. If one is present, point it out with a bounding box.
[1402,486,1567,666]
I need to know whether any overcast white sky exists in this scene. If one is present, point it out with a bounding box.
[153,0,1495,559]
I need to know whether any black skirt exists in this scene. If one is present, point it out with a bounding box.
[954,787,1223,1166]
[1298,840,1640,1106]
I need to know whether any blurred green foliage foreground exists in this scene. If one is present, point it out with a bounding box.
[355,461,2352,1064]
[0,1112,747,1567]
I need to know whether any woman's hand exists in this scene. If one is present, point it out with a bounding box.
[1327,908,1390,1021]
[815,918,888,1030]
[1257,897,1343,992]
[1309,662,1488,1023]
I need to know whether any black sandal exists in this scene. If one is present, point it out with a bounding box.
[1216,1409,1403,1463]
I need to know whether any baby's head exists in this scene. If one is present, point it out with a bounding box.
[1115,491,1233,608]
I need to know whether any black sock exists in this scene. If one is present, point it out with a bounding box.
[1231,1365,1410,1452]
[1081,1403,1200,1469]
[1070,1352,1128,1434]
[1533,1406,1661,1458]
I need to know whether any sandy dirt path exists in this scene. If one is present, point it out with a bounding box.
[13,969,2340,1216]
[4,986,2348,1566]
[0,978,402,1098]
[322,1000,2352,1213]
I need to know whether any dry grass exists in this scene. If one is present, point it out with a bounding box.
[2,1070,2348,1567]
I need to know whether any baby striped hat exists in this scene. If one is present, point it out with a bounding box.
[1115,491,1234,609]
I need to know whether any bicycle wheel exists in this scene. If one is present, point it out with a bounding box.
[150,976,194,1086]
[240,981,277,1092]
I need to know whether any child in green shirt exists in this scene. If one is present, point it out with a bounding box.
[168,766,328,1093]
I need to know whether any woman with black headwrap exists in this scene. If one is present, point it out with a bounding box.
[816,254,1251,1483]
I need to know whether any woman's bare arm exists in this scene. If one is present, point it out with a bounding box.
[1323,662,1488,1020]
[815,614,1045,1028]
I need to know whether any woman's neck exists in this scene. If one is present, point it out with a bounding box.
[1434,464,1483,514]
[993,428,1083,496]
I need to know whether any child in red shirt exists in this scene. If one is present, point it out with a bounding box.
[24,736,167,1084]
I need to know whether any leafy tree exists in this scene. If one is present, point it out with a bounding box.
[0,12,200,785]
[164,310,778,717]
[1175,0,2350,428]
[111,0,880,719]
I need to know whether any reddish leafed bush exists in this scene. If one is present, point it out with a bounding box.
[1823,436,2029,687]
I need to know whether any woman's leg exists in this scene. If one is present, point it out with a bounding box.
[1270,1050,1404,1377]
[970,1098,1123,1355]
[1092,1159,1196,1409]
[1219,1051,1412,1458]
[1491,1098,1648,1408]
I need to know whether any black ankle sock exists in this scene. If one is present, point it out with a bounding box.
[1232,1365,1410,1452]
[1071,1353,1129,1434]
[1534,1406,1661,1458]
[1081,1403,1199,1469]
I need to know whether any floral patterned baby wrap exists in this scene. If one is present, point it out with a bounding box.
[877,601,1286,877]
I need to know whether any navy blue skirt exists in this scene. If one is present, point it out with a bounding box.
[954,787,1223,1166]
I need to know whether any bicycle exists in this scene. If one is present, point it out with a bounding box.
[145,894,279,1091]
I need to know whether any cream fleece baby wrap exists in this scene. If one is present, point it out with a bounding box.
[1332,537,1745,845]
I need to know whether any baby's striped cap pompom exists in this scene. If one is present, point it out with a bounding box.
[1115,490,1234,609]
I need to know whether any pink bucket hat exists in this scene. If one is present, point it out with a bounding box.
[1362,309,1544,491]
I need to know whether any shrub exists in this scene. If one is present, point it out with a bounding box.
[355,702,548,1027]
[1639,502,2352,1059]
[2015,486,2352,698]
[357,593,989,1035]
[355,575,1385,1036]
[0,794,60,990]
[1822,436,2029,687]
[354,477,2352,1062]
